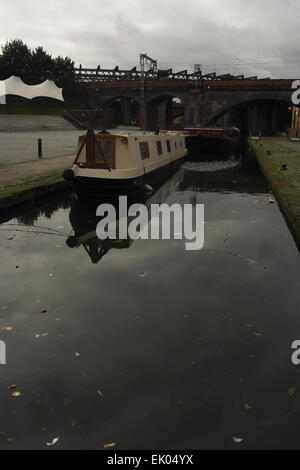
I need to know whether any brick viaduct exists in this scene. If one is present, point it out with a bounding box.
[74,69,294,132]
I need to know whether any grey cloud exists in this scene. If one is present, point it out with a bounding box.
[0,0,299,78]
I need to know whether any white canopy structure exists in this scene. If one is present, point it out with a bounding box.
[0,76,64,103]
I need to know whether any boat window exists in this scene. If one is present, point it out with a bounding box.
[139,141,150,159]
[166,140,171,152]
[105,141,114,165]
[156,141,162,155]
[95,140,103,162]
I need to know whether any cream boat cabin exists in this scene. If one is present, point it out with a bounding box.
[63,129,187,194]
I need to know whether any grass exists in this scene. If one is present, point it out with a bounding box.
[250,137,300,248]
[0,169,68,209]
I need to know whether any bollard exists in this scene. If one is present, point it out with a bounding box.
[38,138,42,158]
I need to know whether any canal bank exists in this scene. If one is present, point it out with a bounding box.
[0,156,72,209]
[249,137,300,249]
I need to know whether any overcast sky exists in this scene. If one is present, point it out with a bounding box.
[1,0,299,78]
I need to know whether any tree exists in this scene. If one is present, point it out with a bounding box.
[0,39,32,81]
[0,39,75,86]
[52,55,75,87]
[30,46,53,84]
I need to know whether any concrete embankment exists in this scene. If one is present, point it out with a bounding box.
[0,154,73,209]
[0,170,68,209]
[250,137,300,247]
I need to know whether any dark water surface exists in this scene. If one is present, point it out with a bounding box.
[0,161,300,450]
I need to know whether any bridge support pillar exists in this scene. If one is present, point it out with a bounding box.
[139,101,147,130]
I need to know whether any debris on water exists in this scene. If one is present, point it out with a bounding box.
[104,442,116,449]
[232,437,243,444]
[1,306,8,310]
[98,390,104,397]
[74,352,80,357]
[253,332,263,337]
[12,391,21,397]
[71,420,77,427]
[224,239,229,244]
[288,387,296,397]
[139,272,148,278]
[244,402,252,410]
[1,326,13,331]
[46,437,59,447]
[41,309,47,314]
[35,333,49,339]
[268,198,275,204]
[10,384,16,390]
[227,251,257,265]
[15,266,19,269]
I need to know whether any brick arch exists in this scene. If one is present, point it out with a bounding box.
[205,93,291,126]
[145,92,186,105]
[145,93,186,129]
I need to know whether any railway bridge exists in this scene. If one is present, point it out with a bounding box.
[73,64,293,133]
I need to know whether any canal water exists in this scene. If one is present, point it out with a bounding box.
[0,159,300,450]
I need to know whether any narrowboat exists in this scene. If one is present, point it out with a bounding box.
[63,128,187,195]
[184,127,240,159]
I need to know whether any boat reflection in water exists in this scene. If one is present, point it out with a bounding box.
[66,170,183,264]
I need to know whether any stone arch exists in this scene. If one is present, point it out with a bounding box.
[205,93,292,135]
[146,93,186,130]
[102,95,140,128]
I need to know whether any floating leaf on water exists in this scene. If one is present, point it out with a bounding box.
[46,437,59,446]
[288,387,296,397]
[253,332,263,337]
[71,420,77,427]
[104,442,116,449]
[233,437,243,444]
[244,402,252,410]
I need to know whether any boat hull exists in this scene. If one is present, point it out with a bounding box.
[72,156,186,197]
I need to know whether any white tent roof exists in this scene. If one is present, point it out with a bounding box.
[0,76,64,101]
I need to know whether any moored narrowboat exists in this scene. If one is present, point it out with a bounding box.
[63,129,187,195]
